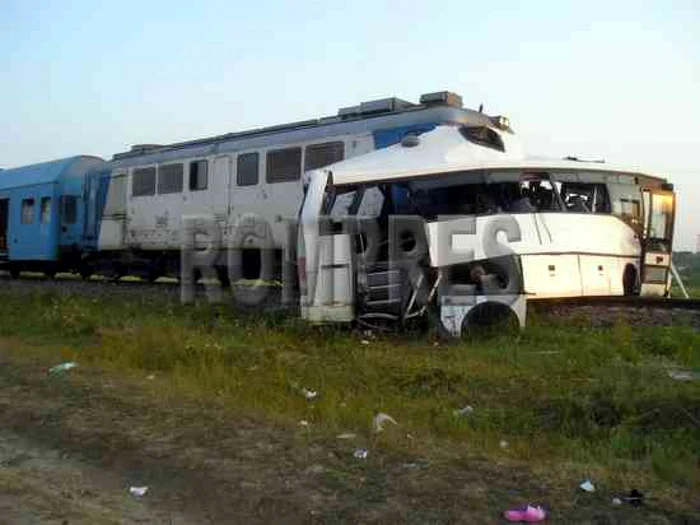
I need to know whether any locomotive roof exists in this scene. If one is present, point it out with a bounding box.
[109,93,507,168]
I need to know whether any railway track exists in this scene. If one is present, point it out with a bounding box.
[0,271,697,328]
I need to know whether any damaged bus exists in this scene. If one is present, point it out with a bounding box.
[298,125,676,335]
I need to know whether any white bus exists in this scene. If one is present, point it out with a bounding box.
[299,125,675,334]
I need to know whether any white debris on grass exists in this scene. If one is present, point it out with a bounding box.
[372,413,398,433]
[353,448,368,460]
[580,480,596,492]
[48,362,78,375]
[301,388,318,400]
[453,405,474,417]
[129,486,149,498]
[668,369,700,381]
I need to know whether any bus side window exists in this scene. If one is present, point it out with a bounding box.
[559,183,611,213]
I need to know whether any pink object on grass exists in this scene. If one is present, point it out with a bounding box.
[503,504,547,522]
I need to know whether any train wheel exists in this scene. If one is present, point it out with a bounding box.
[9,267,20,279]
[79,267,94,280]
[44,269,57,280]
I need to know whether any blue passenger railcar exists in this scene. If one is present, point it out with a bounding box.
[0,156,104,277]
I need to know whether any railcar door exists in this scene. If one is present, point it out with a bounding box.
[83,173,99,241]
[0,199,8,257]
[640,189,674,296]
[60,194,83,247]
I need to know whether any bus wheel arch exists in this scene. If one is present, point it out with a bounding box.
[461,301,521,336]
[623,264,639,296]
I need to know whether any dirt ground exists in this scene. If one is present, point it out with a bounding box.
[0,345,697,524]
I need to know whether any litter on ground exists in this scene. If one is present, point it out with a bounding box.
[503,504,547,522]
[580,480,596,492]
[301,388,318,400]
[129,486,149,498]
[372,413,398,433]
[353,448,368,460]
[453,405,474,417]
[48,362,78,375]
[668,369,700,381]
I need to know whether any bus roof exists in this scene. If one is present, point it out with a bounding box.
[323,126,666,186]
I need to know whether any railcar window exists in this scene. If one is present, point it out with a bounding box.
[21,198,35,224]
[189,160,208,191]
[305,142,345,171]
[40,197,51,224]
[158,163,184,194]
[237,152,259,186]
[132,167,156,196]
[62,196,77,224]
[266,147,301,183]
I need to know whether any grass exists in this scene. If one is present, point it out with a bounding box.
[0,286,698,511]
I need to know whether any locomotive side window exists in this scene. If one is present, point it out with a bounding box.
[132,167,156,196]
[21,198,35,224]
[40,197,51,224]
[304,141,344,171]
[158,163,184,194]
[237,152,259,186]
[62,196,77,224]
[189,160,208,191]
[266,147,301,183]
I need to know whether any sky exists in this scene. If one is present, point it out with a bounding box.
[1,0,699,249]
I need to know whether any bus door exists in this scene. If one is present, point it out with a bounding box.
[640,189,675,296]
